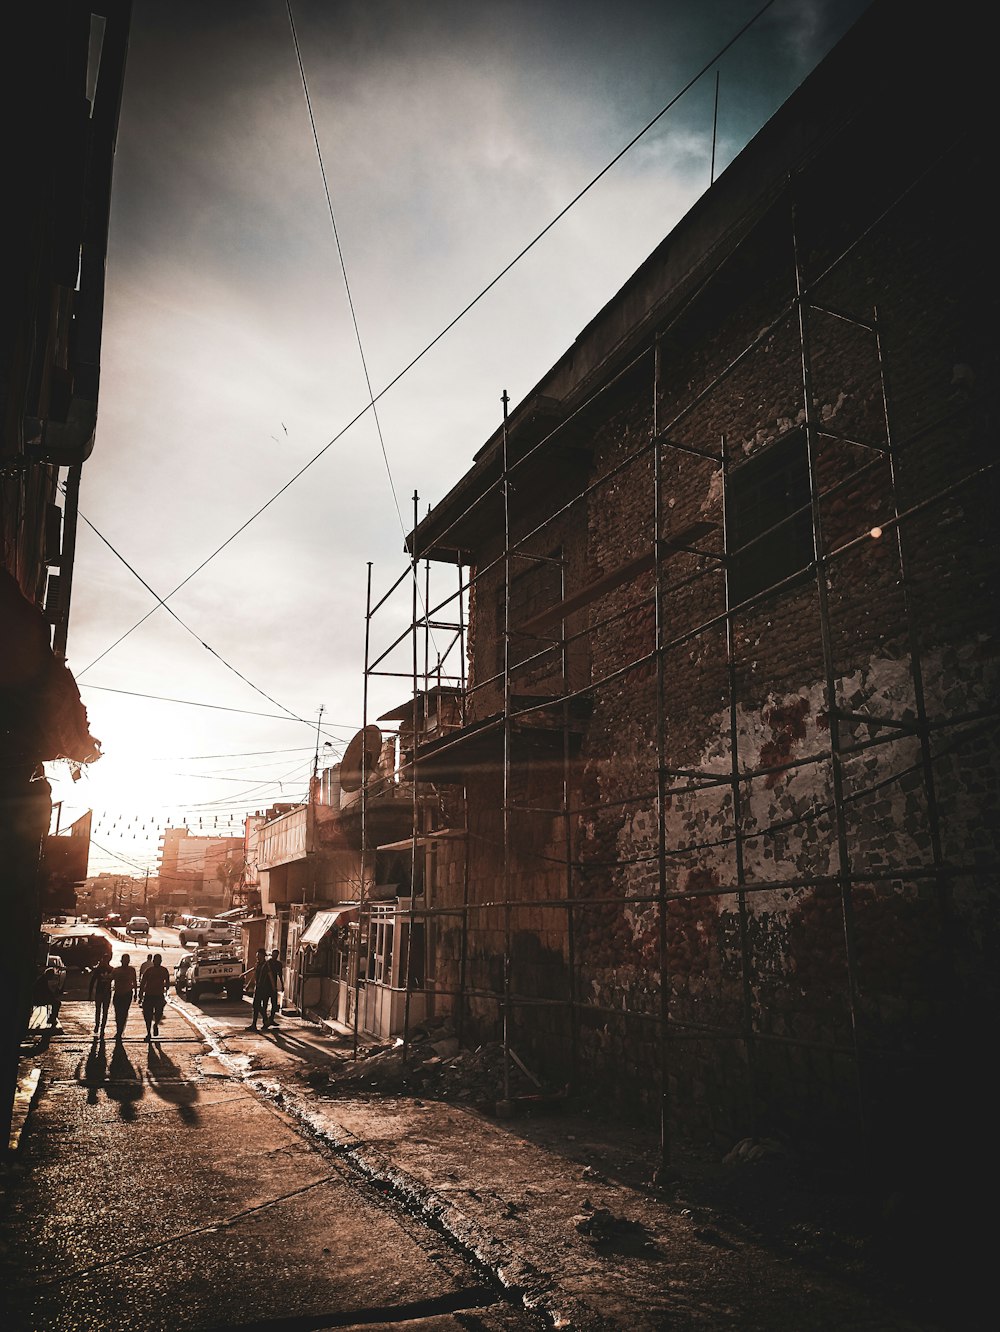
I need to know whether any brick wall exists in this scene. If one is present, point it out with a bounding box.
[427,117,997,1151]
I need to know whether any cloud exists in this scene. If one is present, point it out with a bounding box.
[62,0,874,851]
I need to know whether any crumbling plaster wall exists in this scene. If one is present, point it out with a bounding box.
[425,123,996,1142]
[567,146,997,1138]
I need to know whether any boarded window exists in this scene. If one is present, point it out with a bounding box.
[728,435,812,604]
[495,547,563,678]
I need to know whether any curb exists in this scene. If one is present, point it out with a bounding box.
[6,1066,42,1154]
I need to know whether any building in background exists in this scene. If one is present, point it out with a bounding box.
[1,1,131,1147]
[155,826,245,914]
[252,735,416,1030]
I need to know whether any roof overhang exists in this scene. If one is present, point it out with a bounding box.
[300,906,359,949]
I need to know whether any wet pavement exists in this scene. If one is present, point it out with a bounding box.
[3,967,984,1331]
[0,978,543,1332]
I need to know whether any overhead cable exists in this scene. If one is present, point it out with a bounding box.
[76,0,776,674]
[75,510,320,730]
[287,1,443,661]
[79,682,350,739]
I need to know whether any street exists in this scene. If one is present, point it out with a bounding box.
[2,939,544,1332]
[9,928,985,1332]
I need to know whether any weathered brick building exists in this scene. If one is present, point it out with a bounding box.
[361,0,996,1163]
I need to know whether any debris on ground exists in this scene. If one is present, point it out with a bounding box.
[571,1206,658,1255]
[723,1136,787,1166]
[317,1021,562,1109]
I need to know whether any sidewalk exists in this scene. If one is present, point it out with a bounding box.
[8,995,984,1331]
[203,1005,979,1332]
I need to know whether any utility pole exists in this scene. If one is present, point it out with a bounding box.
[312,704,325,781]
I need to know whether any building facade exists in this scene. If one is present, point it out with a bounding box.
[156,827,245,913]
[363,0,996,1163]
[1,1,130,1144]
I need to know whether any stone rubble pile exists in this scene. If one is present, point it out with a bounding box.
[319,1021,559,1110]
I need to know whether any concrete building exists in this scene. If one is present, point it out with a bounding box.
[252,735,421,1033]
[362,0,996,1169]
[156,827,244,913]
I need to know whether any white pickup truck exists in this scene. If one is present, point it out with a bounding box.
[178,917,237,947]
[174,948,244,1002]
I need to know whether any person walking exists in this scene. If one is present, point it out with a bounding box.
[111,953,137,1041]
[138,953,170,1042]
[89,957,114,1035]
[138,953,154,989]
[244,948,276,1032]
[32,965,62,1028]
[266,949,284,1026]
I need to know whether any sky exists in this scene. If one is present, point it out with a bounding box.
[49,0,873,879]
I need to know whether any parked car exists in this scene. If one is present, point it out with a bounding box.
[178,917,236,947]
[44,955,67,993]
[47,931,113,970]
[174,949,244,1001]
[125,916,150,938]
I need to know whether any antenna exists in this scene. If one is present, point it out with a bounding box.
[312,704,325,779]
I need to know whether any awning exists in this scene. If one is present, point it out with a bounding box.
[299,906,359,949]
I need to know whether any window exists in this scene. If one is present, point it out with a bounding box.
[370,911,394,986]
[495,547,563,677]
[727,434,813,604]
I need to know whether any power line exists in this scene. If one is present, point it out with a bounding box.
[287,0,402,535]
[78,682,351,739]
[287,1,443,664]
[89,840,156,873]
[74,0,778,676]
[148,746,315,761]
[76,509,320,731]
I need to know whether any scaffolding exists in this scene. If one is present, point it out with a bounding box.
[359,143,996,1168]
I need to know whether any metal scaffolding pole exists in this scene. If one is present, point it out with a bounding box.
[792,202,866,1143]
[653,335,674,1171]
[353,561,374,1060]
[501,388,514,1105]
[721,432,760,1135]
[402,492,420,1057]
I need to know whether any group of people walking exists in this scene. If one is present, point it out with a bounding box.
[82,946,284,1039]
[89,952,169,1042]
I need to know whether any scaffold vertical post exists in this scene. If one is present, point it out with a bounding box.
[501,388,513,1106]
[721,432,759,1134]
[402,491,420,1058]
[353,560,373,1060]
[653,335,673,1171]
[792,202,866,1145]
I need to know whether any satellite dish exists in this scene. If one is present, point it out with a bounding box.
[340,725,382,793]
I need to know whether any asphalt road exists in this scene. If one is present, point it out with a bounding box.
[3,967,543,1332]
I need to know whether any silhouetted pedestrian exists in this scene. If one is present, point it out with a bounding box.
[244,948,276,1031]
[89,957,114,1035]
[138,953,153,988]
[33,966,62,1027]
[266,950,283,1024]
[111,954,137,1040]
[139,953,170,1041]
